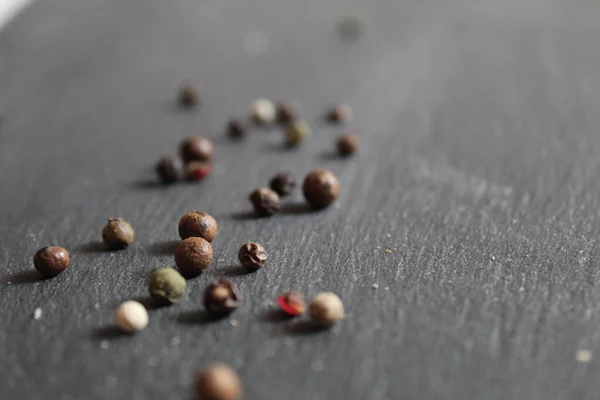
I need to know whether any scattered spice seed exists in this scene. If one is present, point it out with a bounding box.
[175,237,214,277]
[277,291,306,316]
[384,249,392,254]
[228,319,239,327]
[178,211,218,242]
[195,363,242,400]
[155,155,184,184]
[178,84,200,108]
[238,242,267,271]
[302,169,341,209]
[33,307,42,320]
[309,292,344,327]
[115,301,149,333]
[249,187,282,216]
[180,136,214,163]
[337,133,359,157]
[227,118,247,139]
[203,279,241,316]
[269,172,296,197]
[102,218,135,250]
[576,349,592,363]
[277,101,298,123]
[33,246,70,277]
[285,120,310,147]
[149,267,187,304]
[251,98,276,124]
[185,162,213,181]
[326,104,353,123]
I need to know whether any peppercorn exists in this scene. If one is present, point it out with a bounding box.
[339,14,365,39]
[285,120,310,147]
[180,136,214,163]
[238,242,267,271]
[178,84,200,108]
[277,101,298,124]
[278,291,306,316]
[149,267,187,304]
[326,104,353,123]
[309,292,344,327]
[115,300,149,333]
[337,133,359,157]
[195,363,242,400]
[203,279,241,315]
[102,218,135,250]
[227,118,247,139]
[178,211,218,242]
[269,172,296,197]
[175,237,214,277]
[156,155,184,184]
[185,162,213,181]
[33,246,70,278]
[251,98,276,124]
[249,187,282,217]
[302,169,340,209]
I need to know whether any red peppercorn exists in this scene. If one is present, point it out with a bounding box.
[277,291,306,316]
[185,162,213,181]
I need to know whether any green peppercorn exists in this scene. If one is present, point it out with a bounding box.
[149,267,187,305]
[285,120,310,147]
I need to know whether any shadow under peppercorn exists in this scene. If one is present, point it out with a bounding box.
[147,240,180,256]
[3,270,46,285]
[259,308,296,323]
[77,241,112,253]
[285,320,330,336]
[91,326,129,340]
[220,265,254,277]
[176,309,228,325]
[280,202,313,215]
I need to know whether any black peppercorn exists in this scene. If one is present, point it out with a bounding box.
[203,279,241,315]
[249,188,282,217]
[227,118,247,139]
[238,242,267,271]
[178,211,218,242]
[178,84,200,108]
[102,218,135,249]
[326,104,353,123]
[337,133,359,157]
[302,169,341,209]
[33,246,70,278]
[277,101,298,124]
[155,155,184,184]
[180,136,214,163]
[269,172,296,197]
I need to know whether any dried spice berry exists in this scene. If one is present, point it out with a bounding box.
[149,267,187,304]
[175,237,214,278]
[278,291,306,316]
[326,104,353,123]
[249,187,282,217]
[156,155,184,184]
[178,211,218,242]
[309,292,344,327]
[337,133,359,157]
[203,279,241,315]
[269,172,296,197]
[180,136,214,163]
[227,118,247,139]
[115,301,148,333]
[277,101,298,124]
[33,246,70,278]
[102,218,135,250]
[285,120,310,147]
[251,98,276,124]
[238,242,267,271]
[178,84,200,108]
[185,162,213,181]
[302,169,340,209]
[195,363,242,400]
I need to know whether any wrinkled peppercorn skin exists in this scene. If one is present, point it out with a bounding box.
[269,173,296,197]
[203,279,241,315]
[238,242,267,271]
[249,188,282,217]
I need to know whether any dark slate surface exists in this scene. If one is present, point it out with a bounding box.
[2,0,600,399]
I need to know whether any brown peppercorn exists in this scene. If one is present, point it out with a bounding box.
[269,172,296,197]
[278,291,306,316]
[302,169,341,209]
[309,292,344,327]
[33,246,70,278]
[102,218,135,250]
[178,211,218,242]
[175,237,214,278]
[326,104,353,123]
[180,136,214,163]
[238,242,267,271]
[178,84,200,108]
[277,101,298,124]
[203,279,241,315]
[337,133,359,157]
[227,118,247,139]
[156,155,184,184]
[195,363,242,400]
[185,162,213,181]
[249,187,282,217]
